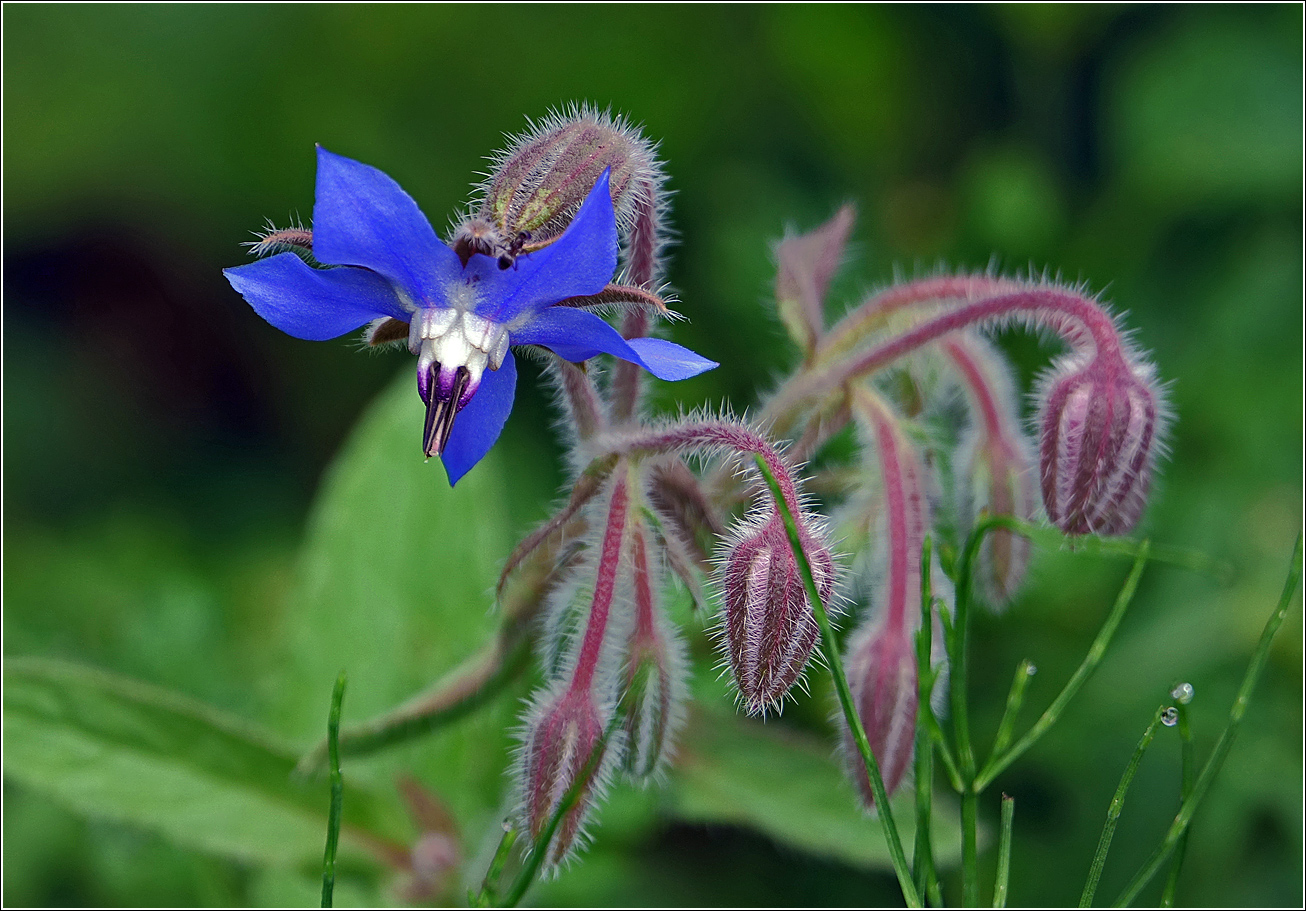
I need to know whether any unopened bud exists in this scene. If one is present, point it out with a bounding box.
[619,639,676,781]
[619,524,684,782]
[457,106,666,271]
[517,685,610,869]
[719,512,835,715]
[843,619,918,809]
[959,431,1036,607]
[774,204,857,355]
[1037,355,1166,535]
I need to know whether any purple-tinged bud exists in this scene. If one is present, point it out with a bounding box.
[943,334,1036,607]
[960,432,1036,606]
[1036,353,1166,536]
[719,512,836,715]
[619,524,685,781]
[774,204,857,356]
[457,105,667,271]
[843,619,918,809]
[517,685,611,869]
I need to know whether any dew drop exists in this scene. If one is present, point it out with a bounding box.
[1170,682,1194,705]
[1161,707,1179,727]
[1025,664,1038,676]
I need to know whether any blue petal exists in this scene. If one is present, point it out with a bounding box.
[312,146,462,304]
[225,253,408,341]
[441,350,518,486]
[482,171,619,325]
[510,308,718,381]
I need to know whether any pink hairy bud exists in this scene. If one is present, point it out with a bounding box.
[1036,353,1166,536]
[720,512,836,715]
[774,204,857,356]
[943,334,1036,607]
[457,105,666,271]
[618,525,683,781]
[843,619,918,809]
[961,433,1036,605]
[518,685,609,868]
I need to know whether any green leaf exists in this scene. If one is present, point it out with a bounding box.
[667,704,964,870]
[2,658,409,869]
[263,370,536,836]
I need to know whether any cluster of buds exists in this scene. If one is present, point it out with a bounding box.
[490,111,1167,855]
[759,207,1168,807]
[232,105,1170,873]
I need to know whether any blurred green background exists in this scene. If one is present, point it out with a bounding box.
[4,3,1301,907]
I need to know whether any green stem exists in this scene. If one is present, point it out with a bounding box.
[913,537,938,901]
[1114,531,1302,907]
[472,823,518,907]
[754,454,923,908]
[990,659,1036,763]
[951,514,987,907]
[321,672,346,909]
[924,712,964,792]
[1159,699,1194,907]
[976,543,1151,792]
[993,794,1015,908]
[1081,707,1167,907]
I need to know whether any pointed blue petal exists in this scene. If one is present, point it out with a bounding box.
[312,146,461,303]
[225,253,408,341]
[441,350,518,486]
[482,171,618,324]
[510,308,718,381]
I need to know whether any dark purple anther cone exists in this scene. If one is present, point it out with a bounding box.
[1038,356,1164,536]
[721,513,835,715]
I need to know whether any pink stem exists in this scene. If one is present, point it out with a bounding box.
[602,421,804,519]
[767,287,1126,435]
[569,471,630,693]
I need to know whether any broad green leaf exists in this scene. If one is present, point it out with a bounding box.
[263,370,537,839]
[2,658,410,869]
[667,704,964,870]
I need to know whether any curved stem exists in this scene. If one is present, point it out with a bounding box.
[754,454,923,908]
[765,287,1126,437]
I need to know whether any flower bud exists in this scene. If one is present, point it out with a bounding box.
[943,334,1035,607]
[457,106,666,270]
[958,431,1036,607]
[1037,355,1166,535]
[517,685,610,868]
[719,512,836,715]
[774,204,857,356]
[618,524,685,782]
[842,619,918,810]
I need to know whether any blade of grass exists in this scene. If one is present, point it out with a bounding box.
[1114,531,1302,907]
[471,822,518,907]
[976,543,1151,792]
[993,793,1015,908]
[321,672,346,908]
[1158,695,1194,906]
[990,659,1037,764]
[1080,706,1167,907]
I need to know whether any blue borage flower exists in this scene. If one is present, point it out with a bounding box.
[225,147,717,484]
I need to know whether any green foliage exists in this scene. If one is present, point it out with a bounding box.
[2,658,407,869]
[668,705,964,871]
[2,3,1300,906]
